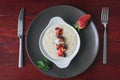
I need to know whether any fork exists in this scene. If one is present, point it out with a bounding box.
[101,7,109,64]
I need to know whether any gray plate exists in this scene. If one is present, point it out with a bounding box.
[26,5,99,78]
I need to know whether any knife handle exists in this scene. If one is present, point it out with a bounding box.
[18,38,24,68]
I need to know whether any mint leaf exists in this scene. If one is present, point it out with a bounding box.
[37,58,50,71]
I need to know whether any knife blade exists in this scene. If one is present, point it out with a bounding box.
[18,8,24,68]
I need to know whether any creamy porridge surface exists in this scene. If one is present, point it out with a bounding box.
[42,24,78,59]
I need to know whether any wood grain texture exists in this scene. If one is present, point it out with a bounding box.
[0,0,120,80]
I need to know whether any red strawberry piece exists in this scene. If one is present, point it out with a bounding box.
[56,45,61,50]
[59,29,63,35]
[61,44,64,47]
[75,14,91,30]
[56,30,62,35]
[56,44,65,50]
[59,28,63,32]
[58,49,64,56]
[59,47,66,53]
[57,47,66,56]
[62,47,66,52]
[59,31,63,35]
[56,28,63,35]
[56,29,60,34]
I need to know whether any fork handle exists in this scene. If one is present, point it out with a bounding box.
[103,27,107,64]
[18,38,24,68]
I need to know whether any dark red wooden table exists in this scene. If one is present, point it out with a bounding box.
[0,0,120,80]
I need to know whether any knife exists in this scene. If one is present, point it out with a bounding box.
[17,8,24,68]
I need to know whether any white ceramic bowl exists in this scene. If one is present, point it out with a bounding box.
[39,17,80,68]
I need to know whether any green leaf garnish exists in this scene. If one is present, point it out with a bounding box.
[73,24,80,31]
[37,58,50,71]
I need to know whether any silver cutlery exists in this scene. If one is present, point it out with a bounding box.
[17,8,24,68]
[101,7,109,64]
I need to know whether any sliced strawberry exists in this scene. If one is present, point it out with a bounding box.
[56,45,60,50]
[61,47,66,52]
[56,30,60,34]
[75,14,91,30]
[57,47,67,56]
[59,28,63,32]
[61,44,64,47]
[55,28,63,35]
[58,49,64,56]
[56,30,62,35]
[59,47,66,53]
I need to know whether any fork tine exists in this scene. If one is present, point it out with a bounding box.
[101,8,106,20]
[106,7,109,20]
[101,7,109,21]
[105,7,109,20]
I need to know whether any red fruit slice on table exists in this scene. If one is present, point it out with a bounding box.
[74,14,91,30]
